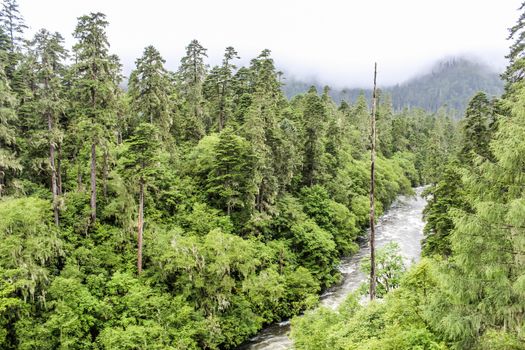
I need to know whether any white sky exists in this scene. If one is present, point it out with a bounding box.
[17,0,523,88]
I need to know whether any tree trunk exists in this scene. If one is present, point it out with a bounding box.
[90,139,97,224]
[0,170,4,197]
[77,157,82,192]
[48,112,59,226]
[57,145,63,195]
[137,178,144,274]
[369,63,378,301]
[103,148,108,199]
[218,83,226,131]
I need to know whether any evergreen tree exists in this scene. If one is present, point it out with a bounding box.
[206,127,257,219]
[0,0,27,94]
[502,1,525,92]
[350,93,370,155]
[128,45,173,142]
[29,29,68,225]
[0,35,20,195]
[422,164,466,257]
[0,0,26,52]
[71,12,119,223]
[242,49,285,211]
[322,86,345,182]
[178,39,208,142]
[120,123,161,274]
[203,46,238,131]
[302,86,326,186]
[377,93,394,157]
[459,92,493,163]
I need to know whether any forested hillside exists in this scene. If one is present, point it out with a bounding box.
[283,58,503,116]
[0,0,461,349]
[290,5,525,349]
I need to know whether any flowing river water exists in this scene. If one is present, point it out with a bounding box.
[238,187,427,350]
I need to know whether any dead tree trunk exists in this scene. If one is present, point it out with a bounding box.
[369,63,378,301]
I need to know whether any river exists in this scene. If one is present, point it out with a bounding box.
[238,187,427,350]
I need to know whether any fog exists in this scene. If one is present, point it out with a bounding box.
[17,0,521,88]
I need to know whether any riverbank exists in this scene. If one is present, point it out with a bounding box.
[239,188,427,350]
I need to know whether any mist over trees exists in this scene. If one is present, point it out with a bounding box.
[1,0,523,349]
[283,57,504,116]
[290,4,525,349]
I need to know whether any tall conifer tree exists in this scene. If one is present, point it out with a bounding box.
[71,12,118,223]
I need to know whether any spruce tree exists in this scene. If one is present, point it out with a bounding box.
[422,164,466,257]
[206,127,257,218]
[0,32,20,195]
[0,0,27,94]
[178,39,208,142]
[203,46,238,131]
[71,12,118,224]
[120,122,160,274]
[502,1,525,92]
[0,0,26,52]
[128,45,173,141]
[460,92,493,164]
[242,49,285,211]
[302,86,326,186]
[351,93,370,154]
[29,29,67,225]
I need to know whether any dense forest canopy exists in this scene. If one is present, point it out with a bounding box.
[1,0,522,349]
[290,3,525,350]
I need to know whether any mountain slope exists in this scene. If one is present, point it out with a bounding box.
[282,58,504,115]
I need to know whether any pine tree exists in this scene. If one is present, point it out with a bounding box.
[71,12,119,224]
[322,86,345,182]
[428,27,525,346]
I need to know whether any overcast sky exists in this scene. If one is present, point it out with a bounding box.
[16,0,523,88]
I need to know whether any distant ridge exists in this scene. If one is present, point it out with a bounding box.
[282,57,504,116]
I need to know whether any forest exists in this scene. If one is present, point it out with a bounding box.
[283,58,504,115]
[290,5,525,350]
[0,0,523,349]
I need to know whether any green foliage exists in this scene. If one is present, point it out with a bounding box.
[291,259,447,350]
[283,58,503,115]
[206,128,257,221]
[300,185,359,256]
[422,164,467,257]
[295,7,525,348]
[0,197,63,300]
[360,242,406,297]
[0,4,461,349]
[459,92,494,163]
[128,45,173,142]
